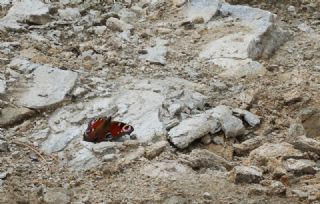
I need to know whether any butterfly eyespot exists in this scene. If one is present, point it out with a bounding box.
[122,125,132,132]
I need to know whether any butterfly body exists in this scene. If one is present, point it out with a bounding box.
[83,117,134,143]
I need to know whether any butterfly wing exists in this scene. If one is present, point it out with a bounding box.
[83,117,111,143]
[108,121,134,139]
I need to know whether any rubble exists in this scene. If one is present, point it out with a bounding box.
[229,165,263,184]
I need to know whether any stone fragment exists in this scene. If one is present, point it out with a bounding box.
[102,154,117,162]
[233,136,263,156]
[283,159,316,175]
[233,108,261,127]
[0,140,9,152]
[145,141,168,159]
[141,161,193,179]
[172,0,186,7]
[262,180,286,195]
[58,8,80,21]
[0,172,8,179]
[0,107,35,128]
[211,105,245,138]
[68,148,100,171]
[139,45,168,65]
[43,188,72,204]
[299,108,320,138]
[13,63,78,109]
[106,17,134,32]
[180,149,236,171]
[229,165,263,184]
[288,122,306,138]
[41,127,81,154]
[283,90,302,104]
[292,136,320,155]
[184,0,221,23]
[122,147,145,164]
[205,143,233,160]
[247,143,304,166]
[92,142,118,154]
[25,13,52,25]
[168,113,220,149]
[0,80,6,94]
[0,0,50,30]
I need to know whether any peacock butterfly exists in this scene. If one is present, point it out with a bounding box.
[83,116,134,143]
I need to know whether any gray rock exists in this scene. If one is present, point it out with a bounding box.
[288,122,306,138]
[0,172,7,179]
[102,154,118,162]
[25,13,52,25]
[106,17,134,32]
[283,159,316,175]
[122,147,145,164]
[168,113,220,149]
[248,142,304,166]
[267,180,286,195]
[0,107,35,128]
[0,140,8,152]
[180,149,236,171]
[68,148,100,171]
[41,127,81,154]
[184,0,222,23]
[199,2,289,78]
[163,196,188,204]
[141,161,193,179]
[13,63,78,109]
[211,105,245,138]
[233,108,261,127]
[233,136,263,156]
[139,44,168,65]
[58,8,81,21]
[0,80,6,94]
[145,141,168,159]
[0,0,50,30]
[43,188,72,204]
[229,165,263,184]
[292,135,320,155]
[92,142,118,155]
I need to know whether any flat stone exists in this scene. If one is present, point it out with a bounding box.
[43,188,72,204]
[92,142,118,155]
[0,107,35,128]
[180,149,236,171]
[58,8,81,21]
[233,108,261,127]
[229,165,263,184]
[141,161,193,179]
[184,0,222,23]
[283,159,316,175]
[139,45,168,65]
[199,2,288,78]
[0,0,50,30]
[247,142,304,166]
[0,140,9,152]
[145,141,168,159]
[122,147,145,165]
[0,172,7,179]
[68,148,100,171]
[211,105,245,138]
[106,17,134,32]
[233,136,263,156]
[168,113,220,149]
[102,154,118,162]
[292,136,320,155]
[0,80,6,94]
[13,62,78,109]
[41,126,81,154]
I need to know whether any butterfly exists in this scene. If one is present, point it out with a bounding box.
[83,116,134,143]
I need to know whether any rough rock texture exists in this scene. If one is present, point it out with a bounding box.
[292,135,320,155]
[0,107,35,127]
[233,136,263,156]
[13,63,78,109]
[283,159,316,175]
[229,165,263,184]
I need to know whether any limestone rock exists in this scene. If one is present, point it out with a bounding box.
[0,107,35,128]
[233,108,261,127]
[283,159,316,175]
[43,188,72,204]
[58,8,81,21]
[168,113,220,149]
[139,44,168,65]
[247,142,304,166]
[211,105,245,138]
[92,142,118,155]
[0,0,50,30]
[292,135,320,155]
[184,0,222,23]
[0,140,9,152]
[68,148,100,171]
[13,62,78,109]
[233,136,263,156]
[106,17,134,32]
[229,165,263,184]
[145,141,168,159]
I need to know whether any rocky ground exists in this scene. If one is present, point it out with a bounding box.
[0,0,319,203]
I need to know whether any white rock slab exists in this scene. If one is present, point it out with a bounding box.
[41,126,81,154]
[184,0,222,23]
[0,79,6,94]
[199,2,288,78]
[0,0,49,30]
[68,148,100,171]
[14,63,78,109]
[168,112,220,148]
